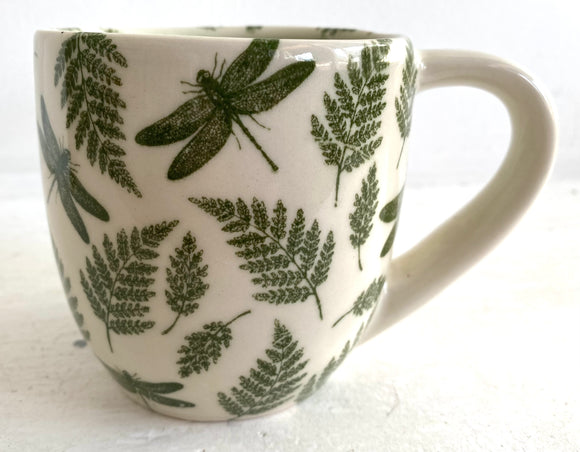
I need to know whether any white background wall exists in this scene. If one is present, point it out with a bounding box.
[1,0,577,186]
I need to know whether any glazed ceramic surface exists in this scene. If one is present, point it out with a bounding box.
[34,26,556,421]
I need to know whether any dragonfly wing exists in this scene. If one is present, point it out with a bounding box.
[69,172,110,222]
[37,124,56,173]
[167,109,232,180]
[135,95,215,146]
[134,381,184,394]
[57,174,90,244]
[144,392,195,408]
[230,60,315,114]
[220,39,279,93]
[39,97,60,170]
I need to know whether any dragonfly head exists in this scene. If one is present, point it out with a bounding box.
[196,69,213,85]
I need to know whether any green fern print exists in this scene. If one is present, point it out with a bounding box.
[52,239,90,340]
[296,324,364,402]
[191,197,335,320]
[54,32,141,197]
[395,44,418,168]
[80,220,178,352]
[333,276,386,327]
[177,310,252,377]
[217,319,308,418]
[349,162,379,270]
[379,188,404,257]
[162,232,209,335]
[311,39,391,206]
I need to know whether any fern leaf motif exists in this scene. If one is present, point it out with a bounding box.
[190,197,335,320]
[379,188,404,257]
[333,276,386,327]
[162,232,209,335]
[311,39,391,206]
[296,324,364,402]
[349,162,379,270]
[217,319,308,418]
[80,220,178,352]
[177,310,251,377]
[54,32,141,197]
[52,239,90,340]
[395,44,418,168]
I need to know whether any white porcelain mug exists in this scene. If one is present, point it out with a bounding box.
[34,27,556,421]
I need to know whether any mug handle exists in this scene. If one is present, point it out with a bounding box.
[362,49,557,341]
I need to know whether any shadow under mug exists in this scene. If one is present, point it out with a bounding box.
[34,26,556,421]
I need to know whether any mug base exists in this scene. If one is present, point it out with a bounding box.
[120,387,300,422]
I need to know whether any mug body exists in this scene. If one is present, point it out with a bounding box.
[34,26,414,421]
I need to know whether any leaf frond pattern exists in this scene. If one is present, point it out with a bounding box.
[395,43,418,168]
[80,220,178,352]
[162,232,209,335]
[349,162,379,270]
[177,310,251,377]
[191,196,334,320]
[54,32,140,196]
[332,276,386,327]
[311,39,391,206]
[218,319,308,418]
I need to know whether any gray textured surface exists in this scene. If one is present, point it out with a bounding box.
[1,175,578,451]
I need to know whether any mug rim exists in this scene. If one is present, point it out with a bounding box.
[34,26,408,43]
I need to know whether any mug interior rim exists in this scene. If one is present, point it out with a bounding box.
[35,26,407,43]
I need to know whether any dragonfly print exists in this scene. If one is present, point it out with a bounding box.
[101,361,195,409]
[135,39,316,180]
[38,96,109,244]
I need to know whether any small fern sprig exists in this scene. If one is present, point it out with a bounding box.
[190,197,335,320]
[395,44,418,168]
[54,32,141,197]
[296,324,364,402]
[52,239,90,340]
[177,310,251,377]
[311,39,391,206]
[80,220,178,352]
[333,276,386,327]
[162,232,209,335]
[349,162,379,270]
[217,319,308,418]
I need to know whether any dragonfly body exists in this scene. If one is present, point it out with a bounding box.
[197,70,227,106]
[38,96,109,243]
[136,39,315,180]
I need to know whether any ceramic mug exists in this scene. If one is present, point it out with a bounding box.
[34,27,556,421]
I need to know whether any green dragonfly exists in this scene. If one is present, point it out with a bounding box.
[38,96,109,244]
[102,361,195,409]
[135,39,315,180]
